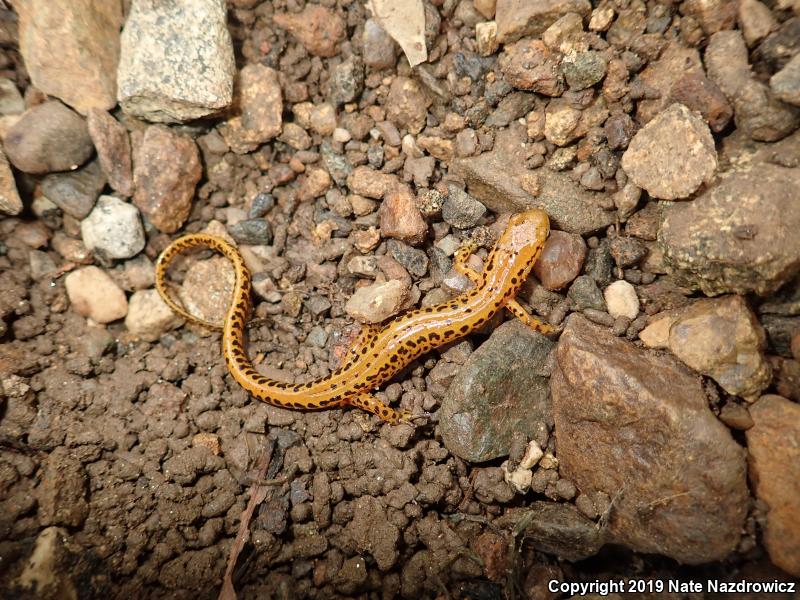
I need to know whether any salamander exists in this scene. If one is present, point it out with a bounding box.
[155,208,554,425]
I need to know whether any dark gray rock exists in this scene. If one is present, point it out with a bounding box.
[441,320,554,462]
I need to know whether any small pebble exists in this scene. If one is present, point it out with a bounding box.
[345,279,408,324]
[125,289,183,342]
[442,186,487,229]
[81,195,146,260]
[248,192,275,218]
[228,219,273,245]
[604,280,640,319]
[65,266,128,324]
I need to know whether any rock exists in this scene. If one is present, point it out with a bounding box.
[532,230,586,291]
[542,13,588,54]
[125,289,183,342]
[475,21,499,57]
[604,112,636,150]
[666,296,770,400]
[386,77,430,134]
[0,77,24,115]
[273,5,345,57]
[771,54,800,107]
[757,17,800,71]
[706,30,800,142]
[35,448,88,527]
[621,103,717,200]
[218,64,283,154]
[344,496,400,571]
[16,527,77,599]
[362,19,398,69]
[504,502,605,561]
[474,0,497,19]
[495,0,592,42]
[746,395,800,576]
[379,188,428,245]
[178,256,234,325]
[65,266,128,324]
[345,279,408,324]
[387,240,428,278]
[442,187,486,229]
[658,163,800,296]
[0,148,22,215]
[551,314,748,564]
[609,236,647,268]
[441,320,555,462]
[499,40,564,96]
[567,275,606,311]
[544,99,581,146]
[452,124,614,235]
[309,103,337,136]
[133,125,202,233]
[16,0,121,114]
[680,0,737,34]
[41,159,106,220]
[228,219,273,245]
[562,50,607,90]
[346,166,399,199]
[665,75,732,135]
[118,0,234,123]
[328,55,364,106]
[81,196,145,260]
[3,101,93,174]
[636,43,703,124]
[738,0,778,46]
[603,280,639,319]
[86,109,133,196]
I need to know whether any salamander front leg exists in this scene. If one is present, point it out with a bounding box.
[453,241,483,286]
[347,394,413,425]
[505,298,557,335]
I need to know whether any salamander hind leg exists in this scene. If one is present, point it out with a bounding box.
[347,394,413,425]
[505,298,557,336]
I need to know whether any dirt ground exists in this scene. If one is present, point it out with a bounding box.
[1,0,800,599]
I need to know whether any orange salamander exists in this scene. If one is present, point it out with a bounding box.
[155,208,554,425]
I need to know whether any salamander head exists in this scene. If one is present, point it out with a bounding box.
[500,209,550,257]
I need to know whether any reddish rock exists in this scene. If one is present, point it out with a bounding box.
[532,230,586,291]
[379,187,428,246]
[219,64,283,154]
[680,0,737,34]
[346,166,399,199]
[0,148,22,215]
[495,0,592,43]
[87,108,133,196]
[747,395,800,576]
[621,103,717,200]
[65,266,128,324]
[636,43,703,124]
[551,314,748,564]
[273,5,345,58]
[499,40,564,97]
[133,125,202,233]
[669,73,733,133]
[16,0,121,115]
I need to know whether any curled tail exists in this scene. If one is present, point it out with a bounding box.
[155,234,252,332]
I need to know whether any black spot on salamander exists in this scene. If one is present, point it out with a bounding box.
[429,332,441,341]
[460,325,470,332]
[444,329,454,337]
[291,402,304,409]
[361,347,368,354]
[510,277,518,284]
[390,355,398,363]
[407,340,417,348]
[304,382,313,388]
[330,383,338,390]
[398,347,408,355]
[306,402,319,408]
[425,307,434,313]
[292,384,302,392]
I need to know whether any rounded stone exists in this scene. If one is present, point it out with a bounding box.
[604,280,640,319]
[81,195,145,260]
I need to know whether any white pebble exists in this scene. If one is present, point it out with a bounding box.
[125,289,183,342]
[604,280,640,319]
[65,266,128,323]
[345,279,408,323]
[81,195,145,259]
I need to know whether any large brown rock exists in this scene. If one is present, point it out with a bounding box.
[16,0,122,114]
[452,123,614,234]
[551,314,748,564]
[746,395,800,576]
[659,162,800,296]
[133,125,202,233]
[273,5,345,58]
